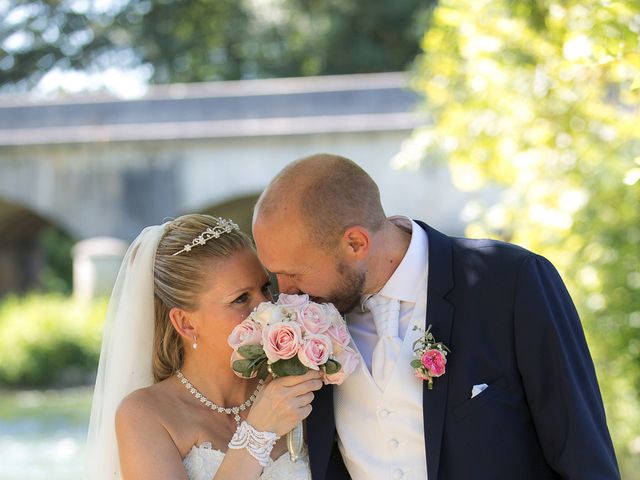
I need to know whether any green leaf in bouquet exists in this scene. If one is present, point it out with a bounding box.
[256,360,270,381]
[270,357,308,377]
[247,356,267,373]
[232,359,254,377]
[237,344,266,360]
[324,358,341,375]
[410,359,423,369]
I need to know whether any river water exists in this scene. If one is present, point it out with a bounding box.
[0,387,93,480]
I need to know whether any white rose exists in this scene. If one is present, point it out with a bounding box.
[252,302,286,327]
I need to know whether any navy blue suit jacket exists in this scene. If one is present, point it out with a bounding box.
[307,222,619,479]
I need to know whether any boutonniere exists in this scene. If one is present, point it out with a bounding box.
[411,325,451,389]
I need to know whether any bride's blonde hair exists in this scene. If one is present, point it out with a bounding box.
[152,213,253,382]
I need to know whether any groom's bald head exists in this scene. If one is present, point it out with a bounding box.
[254,153,386,249]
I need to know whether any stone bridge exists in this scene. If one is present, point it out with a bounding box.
[0,72,471,296]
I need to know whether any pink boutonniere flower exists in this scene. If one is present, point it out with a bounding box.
[411,325,451,390]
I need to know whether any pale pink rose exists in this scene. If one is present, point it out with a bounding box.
[227,320,262,349]
[298,334,332,370]
[337,346,360,375]
[299,303,332,334]
[326,324,350,348]
[414,368,430,381]
[421,349,446,377]
[323,346,360,385]
[277,293,309,308]
[230,349,257,378]
[262,321,302,362]
[252,302,286,328]
[323,369,346,385]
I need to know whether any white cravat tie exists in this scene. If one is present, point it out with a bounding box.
[364,295,402,390]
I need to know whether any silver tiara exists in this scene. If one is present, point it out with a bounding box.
[172,217,240,256]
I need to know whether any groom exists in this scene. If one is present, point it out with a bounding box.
[252,154,619,479]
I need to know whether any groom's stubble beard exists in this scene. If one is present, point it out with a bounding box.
[320,259,366,315]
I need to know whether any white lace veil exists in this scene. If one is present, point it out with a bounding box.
[85,224,166,479]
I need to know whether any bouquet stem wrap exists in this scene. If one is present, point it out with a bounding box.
[286,421,304,462]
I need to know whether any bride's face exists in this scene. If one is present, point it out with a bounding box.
[188,248,272,356]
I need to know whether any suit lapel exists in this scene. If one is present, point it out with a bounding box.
[307,382,336,480]
[417,221,455,480]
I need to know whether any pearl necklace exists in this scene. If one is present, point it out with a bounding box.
[176,370,264,426]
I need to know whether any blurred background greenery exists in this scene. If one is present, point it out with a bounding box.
[0,295,106,387]
[1,0,428,91]
[397,0,640,474]
[1,0,638,478]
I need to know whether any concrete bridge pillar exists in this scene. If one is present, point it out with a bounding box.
[72,237,128,301]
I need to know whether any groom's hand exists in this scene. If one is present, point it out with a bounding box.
[248,370,323,436]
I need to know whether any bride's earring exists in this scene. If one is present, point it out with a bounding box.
[192,335,198,350]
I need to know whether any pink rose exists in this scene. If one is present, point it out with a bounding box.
[337,346,360,375]
[262,321,302,362]
[277,293,310,308]
[326,324,350,349]
[252,302,286,328]
[298,334,332,370]
[421,349,446,377]
[298,303,332,334]
[227,320,262,349]
[323,346,360,385]
[323,370,346,385]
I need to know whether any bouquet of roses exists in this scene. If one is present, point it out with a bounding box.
[228,293,359,385]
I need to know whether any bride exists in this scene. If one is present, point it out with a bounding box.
[86,214,320,479]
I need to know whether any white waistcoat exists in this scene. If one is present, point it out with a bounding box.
[334,302,428,480]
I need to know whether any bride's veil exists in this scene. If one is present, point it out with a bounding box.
[85,224,166,479]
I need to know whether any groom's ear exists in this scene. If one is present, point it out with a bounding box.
[341,226,370,259]
[169,307,197,341]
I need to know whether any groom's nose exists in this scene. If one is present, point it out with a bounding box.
[275,274,300,295]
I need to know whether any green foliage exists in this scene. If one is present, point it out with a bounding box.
[232,358,257,377]
[233,344,267,378]
[114,0,251,83]
[237,344,266,360]
[0,1,121,91]
[1,0,430,90]
[401,0,640,474]
[0,294,107,387]
[324,358,341,375]
[35,226,74,294]
[270,356,307,377]
[239,0,429,79]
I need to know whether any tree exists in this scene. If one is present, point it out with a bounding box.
[110,0,252,84]
[241,0,429,78]
[1,0,430,90]
[398,0,640,474]
[0,0,118,90]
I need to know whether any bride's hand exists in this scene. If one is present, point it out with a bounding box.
[247,370,323,436]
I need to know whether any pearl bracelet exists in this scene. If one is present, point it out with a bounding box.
[228,421,280,467]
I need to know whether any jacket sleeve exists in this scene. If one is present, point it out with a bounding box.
[513,254,620,479]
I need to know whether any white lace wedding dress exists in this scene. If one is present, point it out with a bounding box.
[182,442,312,480]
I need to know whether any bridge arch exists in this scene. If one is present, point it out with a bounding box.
[197,193,260,235]
[0,197,75,296]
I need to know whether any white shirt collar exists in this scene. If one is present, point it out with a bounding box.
[376,215,429,304]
